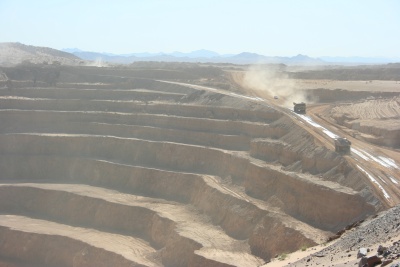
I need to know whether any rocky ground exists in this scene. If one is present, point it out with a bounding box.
[266,204,400,267]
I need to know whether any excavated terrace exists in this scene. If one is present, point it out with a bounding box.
[0,76,382,266]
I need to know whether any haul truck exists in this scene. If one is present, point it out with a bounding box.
[293,102,306,114]
[334,138,351,154]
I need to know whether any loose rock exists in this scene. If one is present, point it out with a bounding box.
[358,248,367,259]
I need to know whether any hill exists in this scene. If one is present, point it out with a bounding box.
[0,42,81,66]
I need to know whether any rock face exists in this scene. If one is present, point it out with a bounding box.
[0,65,383,266]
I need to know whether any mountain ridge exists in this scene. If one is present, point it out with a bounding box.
[1,42,398,66]
[66,49,325,65]
[64,48,400,65]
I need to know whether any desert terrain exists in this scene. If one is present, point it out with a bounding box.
[0,58,399,266]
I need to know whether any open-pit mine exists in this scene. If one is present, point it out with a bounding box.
[0,63,399,267]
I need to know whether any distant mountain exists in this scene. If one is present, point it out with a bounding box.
[64,48,326,65]
[320,56,400,64]
[72,51,137,64]
[62,48,84,54]
[230,52,268,62]
[212,52,324,65]
[169,49,221,58]
[0,42,80,66]
[5,43,395,66]
[120,52,163,57]
[290,54,321,63]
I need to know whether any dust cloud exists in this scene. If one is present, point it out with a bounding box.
[242,65,312,108]
[85,58,108,67]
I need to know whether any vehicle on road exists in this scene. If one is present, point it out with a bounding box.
[293,102,306,114]
[334,137,351,154]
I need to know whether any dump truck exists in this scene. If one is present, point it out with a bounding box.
[334,137,351,154]
[293,102,306,114]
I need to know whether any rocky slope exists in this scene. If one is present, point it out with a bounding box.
[277,204,400,266]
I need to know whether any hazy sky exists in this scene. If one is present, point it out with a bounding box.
[1,0,399,57]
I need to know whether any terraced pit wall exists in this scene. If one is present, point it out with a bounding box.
[0,69,381,266]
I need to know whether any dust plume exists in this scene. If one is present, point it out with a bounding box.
[85,57,108,67]
[242,65,312,108]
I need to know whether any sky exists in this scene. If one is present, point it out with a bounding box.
[0,0,399,57]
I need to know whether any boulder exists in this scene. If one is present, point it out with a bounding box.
[358,248,368,259]
[359,256,367,267]
[367,255,382,266]
[359,255,382,267]
[378,245,388,255]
